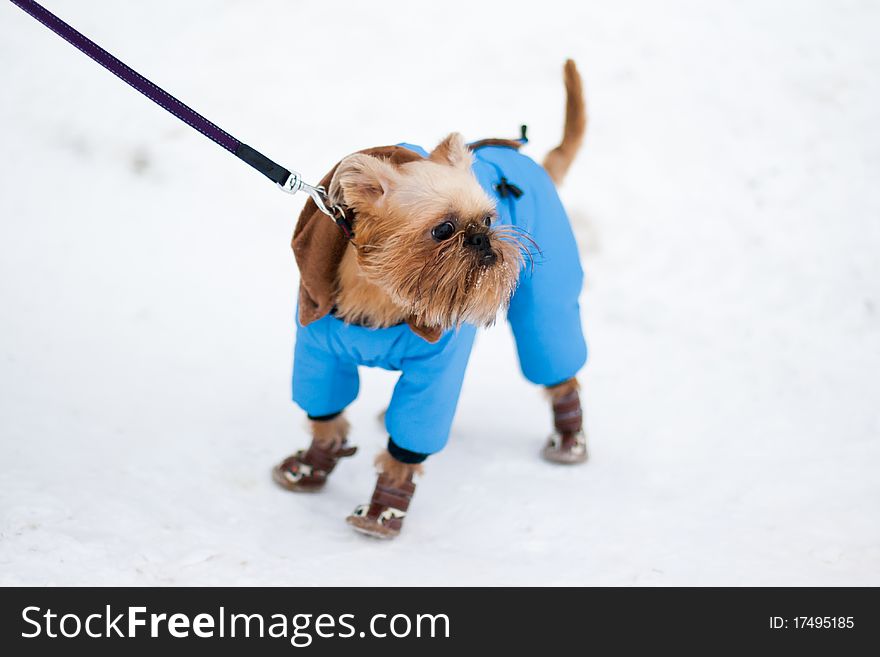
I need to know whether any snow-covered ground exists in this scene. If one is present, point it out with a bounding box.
[1,0,878,585]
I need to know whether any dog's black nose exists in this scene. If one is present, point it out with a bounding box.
[466,232,490,251]
[465,232,496,265]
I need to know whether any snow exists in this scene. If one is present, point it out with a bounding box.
[1,0,878,585]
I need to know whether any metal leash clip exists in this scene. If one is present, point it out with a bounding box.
[278,171,351,238]
[277,170,327,210]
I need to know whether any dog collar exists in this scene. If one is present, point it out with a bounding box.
[330,205,355,241]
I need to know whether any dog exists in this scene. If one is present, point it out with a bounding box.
[272,60,588,538]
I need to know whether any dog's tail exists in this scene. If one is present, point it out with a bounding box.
[542,59,586,185]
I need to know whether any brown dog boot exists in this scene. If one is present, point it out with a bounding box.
[542,379,588,464]
[346,452,420,539]
[272,415,356,492]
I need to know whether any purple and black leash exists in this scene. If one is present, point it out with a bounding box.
[9,0,352,237]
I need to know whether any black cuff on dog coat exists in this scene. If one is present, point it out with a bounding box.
[307,411,342,422]
[387,437,429,464]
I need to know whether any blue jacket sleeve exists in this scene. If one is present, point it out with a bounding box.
[384,324,478,455]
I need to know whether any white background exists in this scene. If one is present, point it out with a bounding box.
[1,0,878,585]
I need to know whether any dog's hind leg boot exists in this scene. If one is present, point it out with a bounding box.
[542,379,588,464]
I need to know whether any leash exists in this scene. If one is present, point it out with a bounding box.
[9,0,353,238]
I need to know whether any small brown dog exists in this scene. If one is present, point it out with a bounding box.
[273,60,588,538]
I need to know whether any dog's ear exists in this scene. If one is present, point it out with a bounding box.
[429,132,472,170]
[329,153,399,209]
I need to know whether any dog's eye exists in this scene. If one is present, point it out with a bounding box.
[431,221,456,241]
[484,215,493,227]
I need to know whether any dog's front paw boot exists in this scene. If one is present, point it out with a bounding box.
[542,383,588,464]
[272,441,357,492]
[346,473,415,539]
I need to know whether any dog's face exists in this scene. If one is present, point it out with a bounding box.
[328,134,524,330]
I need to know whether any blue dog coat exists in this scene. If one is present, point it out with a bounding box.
[292,142,587,456]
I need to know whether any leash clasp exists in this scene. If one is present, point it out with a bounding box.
[278,171,352,239]
[278,171,334,215]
